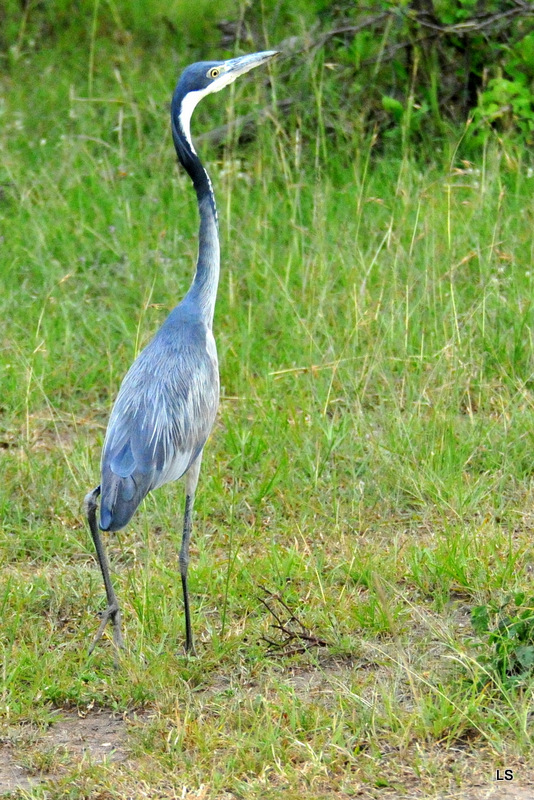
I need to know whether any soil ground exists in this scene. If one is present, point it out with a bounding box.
[0,709,532,799]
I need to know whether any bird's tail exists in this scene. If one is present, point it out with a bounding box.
[99,469,150,532]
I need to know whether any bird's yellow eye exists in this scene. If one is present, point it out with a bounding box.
[208,67,220,79]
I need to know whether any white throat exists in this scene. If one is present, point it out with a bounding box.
[179,88,212,155]
[178,70,241,155]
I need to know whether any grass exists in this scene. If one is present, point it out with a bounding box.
[1,36,534,800]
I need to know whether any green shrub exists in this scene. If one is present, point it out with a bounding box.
[471,594,534,688]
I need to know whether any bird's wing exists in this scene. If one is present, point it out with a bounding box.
[99,324,219,531]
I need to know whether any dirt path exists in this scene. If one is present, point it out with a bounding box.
[0,710,532,798]
[0,708,130,795]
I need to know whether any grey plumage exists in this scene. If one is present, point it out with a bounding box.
[100,301,219,532]
[84,50,278,659]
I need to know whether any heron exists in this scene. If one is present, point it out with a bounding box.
[84,50,278,657]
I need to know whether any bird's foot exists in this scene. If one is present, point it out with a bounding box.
[184,641,197,658]
[89,602,125,660]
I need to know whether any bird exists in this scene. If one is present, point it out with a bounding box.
[84,50,279,658]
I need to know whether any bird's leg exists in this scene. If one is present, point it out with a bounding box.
[180,455,202,655]
[181,493,195,654]
[85,487,125,658]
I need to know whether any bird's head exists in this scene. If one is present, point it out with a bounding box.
[172,50,278,159]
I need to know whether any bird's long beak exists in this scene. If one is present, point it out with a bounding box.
[224,50,279,76]
[212,50,279,92]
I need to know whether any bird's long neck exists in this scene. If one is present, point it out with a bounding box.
[192,175,220,328]
[172,103,220,329]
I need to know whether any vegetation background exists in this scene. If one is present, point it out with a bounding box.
[1,1,534,798]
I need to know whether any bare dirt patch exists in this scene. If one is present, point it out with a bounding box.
[464,787,532,800]
[0,749,37,795]
[0,708,134,795]
[38,708,129,761]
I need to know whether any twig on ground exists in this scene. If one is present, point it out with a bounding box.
[258,586,331,656]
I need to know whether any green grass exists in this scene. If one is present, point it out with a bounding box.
[1,39,534,800]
